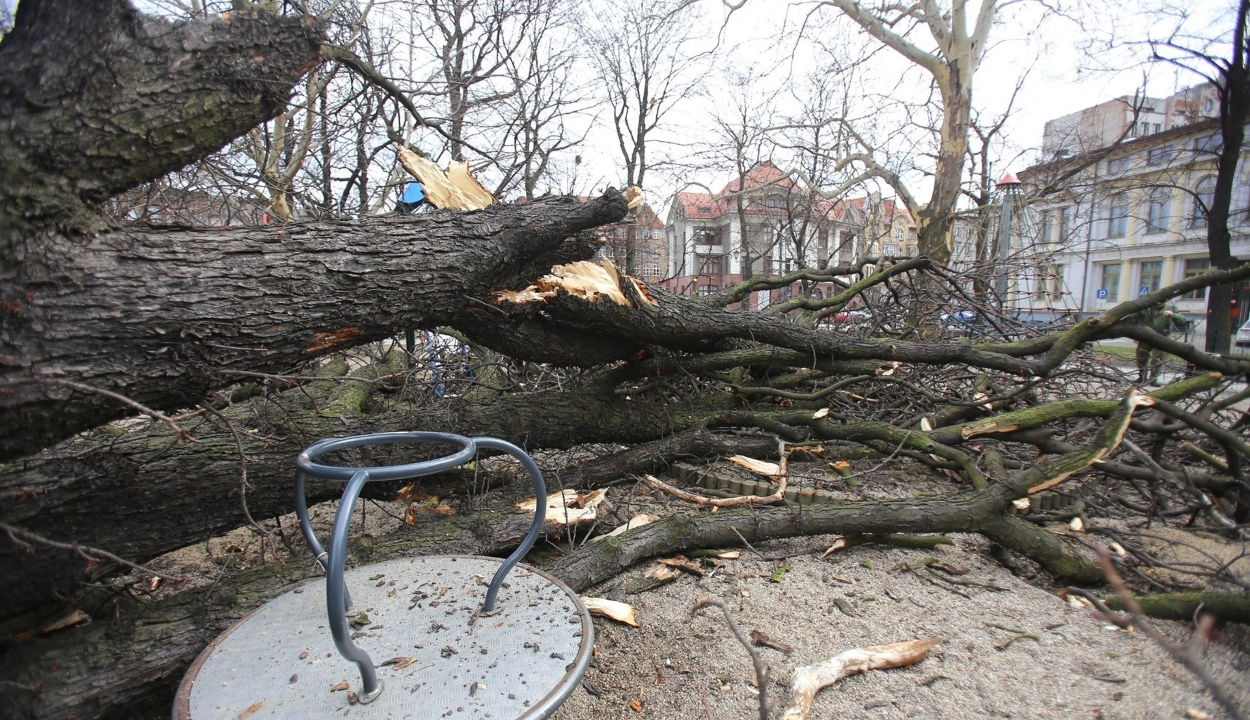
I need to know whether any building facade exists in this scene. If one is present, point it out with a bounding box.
[1015,84,1250,331]
[596,203,668,279]
[661,162,915,307]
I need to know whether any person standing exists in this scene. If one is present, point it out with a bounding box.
[1135,301,1188,384]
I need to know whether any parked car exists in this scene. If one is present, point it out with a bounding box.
[1236,318,1250,347]
[834,309,871,323]
[941,310,978,336]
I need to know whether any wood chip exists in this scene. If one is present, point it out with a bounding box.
[727,455,782,477]
[821,536,848,559]
[37,609,91,635]
[329,681,349,692]
[239,701,263,719]
[812,408,830,419]
[656,556,705,577]
[380,656,418,669]
[749,629,794,654]
[592,513,654,543]
[583,597,640,627]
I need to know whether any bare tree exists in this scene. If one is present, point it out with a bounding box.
[579,0,708,271]
[806,0,999,268]
[1150,0,1250,354]
[404,0,544,165]
[494,2,589,199]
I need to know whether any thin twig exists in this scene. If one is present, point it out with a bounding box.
[48,379,199,444]
[200,404,280,561]
[1096,546,1246,720]
[692,596,770,720]
[0,522,186,583]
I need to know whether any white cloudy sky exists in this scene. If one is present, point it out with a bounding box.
[573,0,1237,211]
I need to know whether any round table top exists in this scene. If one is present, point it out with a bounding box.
[176,556,593,720]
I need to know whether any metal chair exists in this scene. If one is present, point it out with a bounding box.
[176,432,593,719]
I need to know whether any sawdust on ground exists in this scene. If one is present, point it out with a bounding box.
[554,533,1250,720]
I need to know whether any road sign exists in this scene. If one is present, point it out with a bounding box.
[1139,286,1150,297]
[1096,288,1108,299]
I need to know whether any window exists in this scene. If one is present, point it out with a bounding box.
[1049,265,1065,299]
[1139,260,1163,296]
[1192,175,1216,228]
[1107,194,1129,238]
[1036,264,1063,299]
[1145,190,1170,234]
[1108,156,1131,174]
[1153,123,1161,134]
[884,244,899,256]
[696,254,724,276]
[1146,146,1174,166]
[698,284,716,296]
[1039,211,1053,245]
[1059,206,1073,243]
[1100,263,1121,302]
[693,226,719,245]
[767,198,777,208]
[1194,133,1223,154]
[1183,258,1211,299]
[894,228,904,239]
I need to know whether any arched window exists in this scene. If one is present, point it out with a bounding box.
[1192,175,1216,228]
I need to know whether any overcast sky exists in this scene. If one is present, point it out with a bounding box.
[575,0,1238,213]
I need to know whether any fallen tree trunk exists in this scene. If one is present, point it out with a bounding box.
[0,374,735,622]
[0,190,628,463]
[1,396,1136,720]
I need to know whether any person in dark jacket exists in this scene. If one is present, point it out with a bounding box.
[1135,301,1188,384]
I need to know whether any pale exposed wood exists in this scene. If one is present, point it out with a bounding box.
[779,638,941,720]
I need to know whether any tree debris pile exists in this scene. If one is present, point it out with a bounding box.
[0,2,1248,719]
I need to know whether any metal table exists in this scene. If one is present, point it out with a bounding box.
[176,433,593,720]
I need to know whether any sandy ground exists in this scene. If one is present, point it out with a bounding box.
[553,533,1250,720]
[131,455,1249,720]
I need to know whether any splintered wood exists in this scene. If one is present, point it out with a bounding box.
[582,597,640,627]
[494,259,656,308]
[515,489,605,530]
[395,146,494,210]
[779,638,941,720]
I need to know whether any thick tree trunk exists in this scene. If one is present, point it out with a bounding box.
[0,1,323,223]
[0,191,627,463]
[0,375,731,623]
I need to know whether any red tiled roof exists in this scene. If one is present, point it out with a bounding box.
[675,192,726,219]
[815,197,854,222]
[847,196,914,226]
[718,161,796,195]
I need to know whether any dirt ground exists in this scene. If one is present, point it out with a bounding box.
[554,532,1250,720]
[128,454,1250,720]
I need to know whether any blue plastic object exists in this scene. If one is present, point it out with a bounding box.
[401,181,425,209]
